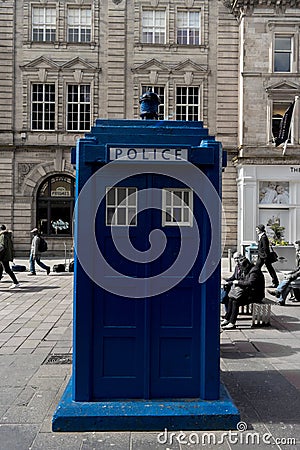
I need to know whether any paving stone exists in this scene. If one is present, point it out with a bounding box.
[30,432,82,450]
[81,432,131,450]
[0,387,23,405]
[0,424,39,450]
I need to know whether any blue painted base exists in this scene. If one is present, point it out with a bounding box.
[52,378,240,432]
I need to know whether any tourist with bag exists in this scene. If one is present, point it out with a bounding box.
[28,228,50,276]
[221,258,265,330]
[255,224,279,288]
[0,225,20,289]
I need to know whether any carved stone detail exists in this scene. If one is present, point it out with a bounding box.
[38,68,47,82]
[74,69,83,83]
[18,163,36,189]
[149,70,158,85]
[223,0,295,17]
[184,71,194,86]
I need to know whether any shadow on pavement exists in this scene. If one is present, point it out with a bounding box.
[221,369,300,425]
[221,341,299,358]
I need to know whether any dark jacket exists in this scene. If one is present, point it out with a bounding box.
[257,232,271,260]
[235,264,265,303]
[225,264,243,284]
[0,230,14,262]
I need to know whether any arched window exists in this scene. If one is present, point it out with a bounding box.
[37,175,75,236]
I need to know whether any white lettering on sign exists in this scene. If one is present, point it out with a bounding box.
[109,147,188,161]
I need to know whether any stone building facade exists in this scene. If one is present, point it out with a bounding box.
[0,0,299,256]
[226,0,300,250]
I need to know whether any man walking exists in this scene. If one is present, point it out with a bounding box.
[0,225,20,289]
[255,224,279,287]
[28,228,50,276]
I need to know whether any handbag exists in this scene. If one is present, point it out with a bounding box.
[268,247,278,263]
[229,285,244,300]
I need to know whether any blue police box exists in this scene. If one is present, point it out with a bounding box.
[52,119,240,431]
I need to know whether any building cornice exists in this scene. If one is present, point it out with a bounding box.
[223,1,300,18]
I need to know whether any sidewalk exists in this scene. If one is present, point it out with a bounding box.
[0,258,299,449]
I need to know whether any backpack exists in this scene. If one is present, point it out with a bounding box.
[38,236,48,253]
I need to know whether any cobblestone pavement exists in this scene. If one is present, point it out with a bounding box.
[0,259,299,449]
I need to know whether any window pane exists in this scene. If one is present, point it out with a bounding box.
[50,203,71,235]
[117,208,126,225]
[142,10,166,44]
[275,37,291,50]
[67,8,91,43]
[177,11,200,45]
[32,7,56,42]
[163,189,192,226]
[67,84,90,131]
[274,36,292,72]
[272,103,292,143]
[176,87,199,121]
[107,188,116,206]
[106,187,137,226]
[274,53,291,72]
[31,84,55,131]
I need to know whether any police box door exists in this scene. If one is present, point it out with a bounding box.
[92,171,201,400]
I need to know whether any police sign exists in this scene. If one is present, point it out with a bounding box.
[109,147,188,162]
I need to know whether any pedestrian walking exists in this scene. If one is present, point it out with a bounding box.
[28,228,50,276]
[0,225,20,289]
[255,224,279,287]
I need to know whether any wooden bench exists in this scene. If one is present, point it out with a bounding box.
[239,298,276,327]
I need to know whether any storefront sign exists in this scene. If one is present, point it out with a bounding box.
[290,166,300,173]
[109,147,188,162]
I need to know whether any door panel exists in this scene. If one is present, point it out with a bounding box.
[93,173,202,399]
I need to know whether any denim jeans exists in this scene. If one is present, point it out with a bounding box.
[276,279,291,303]
[29,253,49,273]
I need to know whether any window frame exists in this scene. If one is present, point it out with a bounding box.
[31,6,57,42]
[67,7,92,43]
[31,83,56,131]
[271,100,294,145]
[162,188,193,227]
[273,34,293,73]
[66,84,91,132]
[106,187,138,227]
[176,10,201,46]
[141,9,166,45]
[175,86,201,121]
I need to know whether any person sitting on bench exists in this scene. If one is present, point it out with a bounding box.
[221,258,265,330]
[268,264,300,306]
[221,252,245,312]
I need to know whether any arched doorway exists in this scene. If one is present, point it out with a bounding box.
[36,174,75,236]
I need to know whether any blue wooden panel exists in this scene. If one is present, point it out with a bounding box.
[159,338,193,377]
[93,290,146,399]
